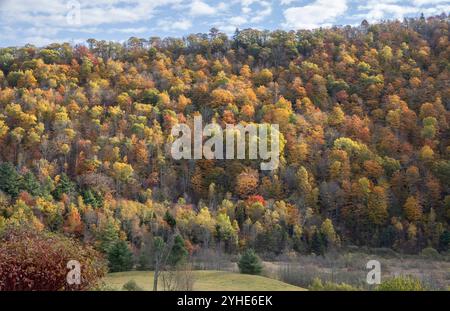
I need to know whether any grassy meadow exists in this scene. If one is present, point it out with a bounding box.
[103,270,306,291]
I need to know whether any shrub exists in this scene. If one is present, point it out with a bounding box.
[377,275,426,291]
[89,282,117,291]
[0,226,106,290]
[122,280,143,291]
[238,249,263,275]
[309,277,359,291]
[420,247,441,259]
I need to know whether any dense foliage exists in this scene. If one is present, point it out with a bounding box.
[107,240,134,272]
[0,15,449,266]
[309,278,359,291]
[0,227,106,290]
[238,248,263,275]
[376,275,426,291]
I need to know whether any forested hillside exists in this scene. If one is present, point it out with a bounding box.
[0,15,449,264]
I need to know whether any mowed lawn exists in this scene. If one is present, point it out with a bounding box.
[103,270,306,291]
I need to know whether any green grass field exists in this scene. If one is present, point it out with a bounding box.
[103,270,306,291]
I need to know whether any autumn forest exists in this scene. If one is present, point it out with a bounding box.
[0,14,449,290]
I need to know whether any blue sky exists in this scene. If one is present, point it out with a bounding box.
[0,0,448,47]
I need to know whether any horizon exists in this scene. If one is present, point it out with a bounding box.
[0,0,449,48]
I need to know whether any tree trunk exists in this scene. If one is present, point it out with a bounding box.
[153,269,159,291]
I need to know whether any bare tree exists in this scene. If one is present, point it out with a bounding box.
[161,263,195,291]
[152,234,175,291]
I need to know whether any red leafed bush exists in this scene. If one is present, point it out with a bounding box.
[0,227,107,291]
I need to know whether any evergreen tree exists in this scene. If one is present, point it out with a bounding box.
[52,173,75,200]
[0,162,22,198]
[82,189,103,208]
[238,248,262,275]
[107,240,133,272]
[138,252,150,270]
[438,231,450,253]
[311,231,327,255]
[168,235,188,266]
[164,210,176,229]
[21,171,41,196]
[98,219,120,253]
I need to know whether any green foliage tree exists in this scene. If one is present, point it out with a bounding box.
[52,173,76,200]
[238,248,263,275]
[98,218,120,253]
[168,235,188,267]
[310,230,327,255]
[81,188,103,208]
[164,210,176,229]
[107,240,134,272]
[438,231,450,253]
[21,171,41,196]
[0,162,22,198]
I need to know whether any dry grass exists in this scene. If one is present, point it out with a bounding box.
[261,251,450,290]
[103,270,306,291]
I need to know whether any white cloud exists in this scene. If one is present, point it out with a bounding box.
[356,0,450,23]
[0,0,186,45]
[249,1,272,23]
[280,0,297,5]
[412,0,450,5]
[229,16,248,25]
[210,0,272,34]
[283,0,348,29]
[0,0,182,27]
[189,0,217,16]
[358,2,417,21]
[157,19,193,31]
[232,0,272,24]
[217,2,229,11]
[21,36,86,47]
[110,27,150,34]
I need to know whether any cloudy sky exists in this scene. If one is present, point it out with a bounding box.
[0,0,448,47]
